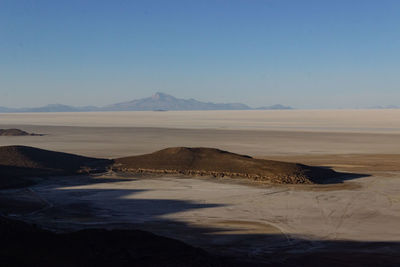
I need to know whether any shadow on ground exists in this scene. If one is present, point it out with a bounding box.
[1,175,399,267]
[307,166,371,184]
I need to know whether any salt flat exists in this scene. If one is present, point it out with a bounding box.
[1,109,400,133]
[1,110,400,263]
[5,172,399,260]
[29,174,400,242]
[0,125,400,159]
[1,110,400,158]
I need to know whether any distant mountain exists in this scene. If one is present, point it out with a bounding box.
[0,92,292,112]
[255,104,292,110]
[19,104,79,112]
[368,105,400,109]
[104,92,251,111]
[0,104,99,113]
[0,107,12,112]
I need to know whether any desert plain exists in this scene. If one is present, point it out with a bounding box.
[1,109,400,266]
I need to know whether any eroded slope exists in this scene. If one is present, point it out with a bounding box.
[0,129,41,136]
[113,147,339,184]
[0,146,111,189]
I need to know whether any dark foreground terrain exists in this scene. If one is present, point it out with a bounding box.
[0,216,223,267]
[2,215,400,267]
[2,145,399,266]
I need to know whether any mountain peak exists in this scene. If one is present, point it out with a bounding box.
[152,92,172,100]
[0,93,293,112]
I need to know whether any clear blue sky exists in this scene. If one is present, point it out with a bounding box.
[1,0,399,108]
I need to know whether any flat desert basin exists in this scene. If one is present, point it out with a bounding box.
[1,110,400,262]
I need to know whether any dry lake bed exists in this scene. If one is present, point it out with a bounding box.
[1,110,400,264]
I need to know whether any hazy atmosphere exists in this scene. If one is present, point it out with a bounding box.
[2,1,400,267]
[1,0,400,108]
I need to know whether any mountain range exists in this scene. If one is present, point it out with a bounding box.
[368,105,400,109]
[0,92,293,112]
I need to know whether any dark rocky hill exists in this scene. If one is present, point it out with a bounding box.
[113,147,339,184]
[0,129,42,136]
[0,146,111,189]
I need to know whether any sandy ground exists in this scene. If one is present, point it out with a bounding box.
[33,174,400,242]
[2,109,400,133]
[1,125,400,159]
[3,172,400,259]
[1,110,400,158]
[1,110,400,260]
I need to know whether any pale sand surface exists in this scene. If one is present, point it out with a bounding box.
[43,175,400,242]
[1,110,400,158]
[1,125,400,158]
[2,110,400,257]
[1,109,400,133]
[4,172,399,257]
[263,154,400,172]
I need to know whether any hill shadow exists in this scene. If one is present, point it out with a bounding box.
[0,166,131,190]
[3,178,397,267]
[305,166,371,184]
